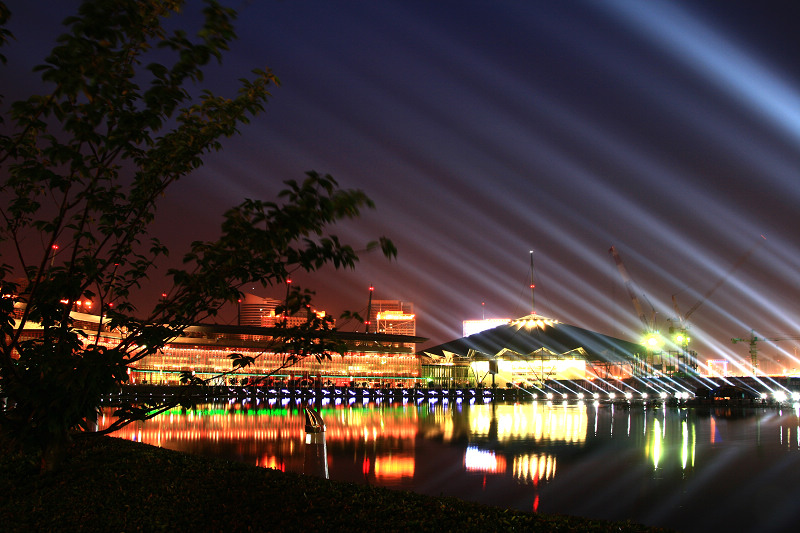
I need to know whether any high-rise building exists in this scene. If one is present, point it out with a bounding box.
[238,292,331,328]
[707,359,729,377]
[369,300,415,337]
[238,293,281,326]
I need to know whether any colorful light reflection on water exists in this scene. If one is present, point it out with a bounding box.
[101,400,800,532]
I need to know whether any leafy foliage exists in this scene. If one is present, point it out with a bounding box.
[0,0,393,471]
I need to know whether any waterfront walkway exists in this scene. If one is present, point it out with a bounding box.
[107,374,800,407]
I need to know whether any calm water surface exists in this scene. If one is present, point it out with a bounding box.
[102,399,800,532]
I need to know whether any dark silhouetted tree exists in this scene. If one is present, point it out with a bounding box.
[0,0,395,471]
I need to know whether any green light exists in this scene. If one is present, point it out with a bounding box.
[642,332,663,349]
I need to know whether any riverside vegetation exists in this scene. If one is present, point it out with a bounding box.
[0,0,394,473]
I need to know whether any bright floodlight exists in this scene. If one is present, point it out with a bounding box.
[792,392,800,402]
[761,393,769,400]
[609,392,616,400]
[643,332,663,348]
[625,392,633,400]
[660,391,668,399]
[775,391,788,402]
[641,393,648,399]
[546,392,554,400]
[578,393,585,400]
[593,392,600,399]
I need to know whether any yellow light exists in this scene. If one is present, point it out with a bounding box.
[643,332,663,348]
[376,312,415,321]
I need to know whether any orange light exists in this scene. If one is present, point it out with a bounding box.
[374,455,414,480]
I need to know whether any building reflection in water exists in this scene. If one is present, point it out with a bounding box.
[464,446,507,474]
[638,407,697,475]
[100,399,800,531]
[100,398,800,529]
[101,400,800,499]
[100,400,421,480]
[468,402,587,444]
[100,399,588,488]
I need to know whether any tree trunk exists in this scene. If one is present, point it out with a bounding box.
[40,437,67,473]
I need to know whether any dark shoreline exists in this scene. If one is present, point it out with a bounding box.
[0,436,673,532]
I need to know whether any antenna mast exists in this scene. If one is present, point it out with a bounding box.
[529,250,535,316]
[365,284,374,333]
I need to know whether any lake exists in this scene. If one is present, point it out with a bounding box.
[101,398,800,532]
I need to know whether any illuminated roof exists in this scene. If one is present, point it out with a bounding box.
[422,314,643,363]
[184,323,427,346]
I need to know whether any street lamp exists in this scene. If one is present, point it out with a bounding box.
[49,244,59,269]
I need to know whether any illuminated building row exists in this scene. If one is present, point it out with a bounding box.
[14,301,653,387]
[133,340,422,387]
[13,304,427,386]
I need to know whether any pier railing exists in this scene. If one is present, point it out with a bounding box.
[100,375,800,407]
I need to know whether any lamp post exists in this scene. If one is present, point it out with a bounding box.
[49,244,59,271]
[365,284,374,333]
[284,278,292,317]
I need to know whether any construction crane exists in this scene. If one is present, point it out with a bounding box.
[732,332,800,374]
[609,246,665,377]
[670,235,766,344]
[668,295,696,373]
[609,246,657,342]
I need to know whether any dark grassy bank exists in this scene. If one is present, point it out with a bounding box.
[0,437,673,532]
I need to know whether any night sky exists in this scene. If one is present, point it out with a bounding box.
[4,1,800,371]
